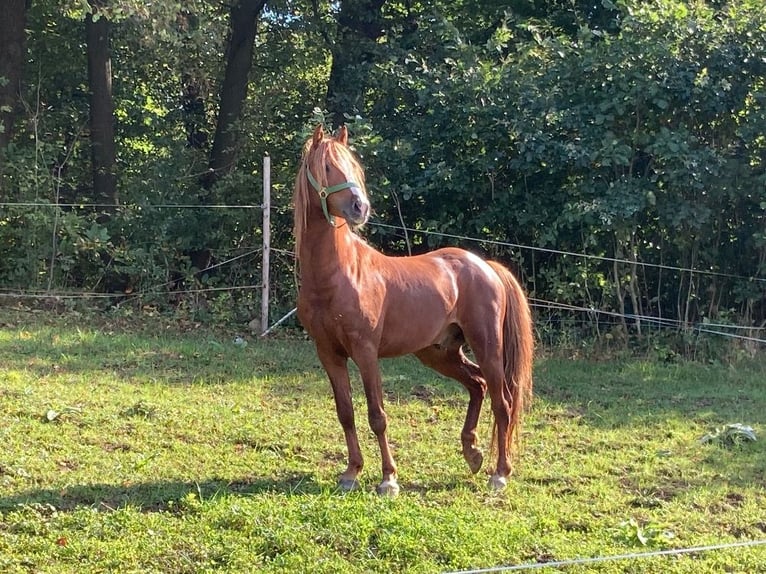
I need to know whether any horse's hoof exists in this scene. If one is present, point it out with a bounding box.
[488,474,507,491]
[464,448,484,474]
[376,479,400,497]
[338,478,360,492]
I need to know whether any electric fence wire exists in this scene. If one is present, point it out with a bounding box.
[441,539,766,574]
[529,298,766,344]
[370,221,766,285]
[0,248,263,300]
[0,201,264,209]
[4,200,762,283]
[531,298,766,333]
[2,201,762,284]
[0,284,261,300]
[0,209,763,344]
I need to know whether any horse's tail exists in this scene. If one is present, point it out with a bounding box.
[487,260,534,463]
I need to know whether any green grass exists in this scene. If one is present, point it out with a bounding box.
[0,308,764,573]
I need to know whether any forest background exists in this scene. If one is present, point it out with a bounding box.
[0,0,764,352]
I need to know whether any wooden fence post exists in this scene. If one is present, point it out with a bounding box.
[261,154,270,335]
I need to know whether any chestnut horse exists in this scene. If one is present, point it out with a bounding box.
[293,125,533,495]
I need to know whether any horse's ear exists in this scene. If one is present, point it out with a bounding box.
[336,125,348,146]
[311,124,324,148]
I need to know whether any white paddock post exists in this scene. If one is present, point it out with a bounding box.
[260,154,271,336]
[261,307,297,337]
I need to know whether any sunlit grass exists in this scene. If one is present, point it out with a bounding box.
[0,309,764,573]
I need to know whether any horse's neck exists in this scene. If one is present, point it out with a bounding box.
[298,218,368,285]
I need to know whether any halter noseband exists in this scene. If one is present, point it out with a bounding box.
[305,167,359,226]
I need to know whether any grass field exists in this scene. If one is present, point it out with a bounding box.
[0,308,764,573]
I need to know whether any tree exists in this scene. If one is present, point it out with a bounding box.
[324,0,387,124]
[207,0,267,186]
[86,0,118,209]
[1,0,763,335]
[0,0,29,165]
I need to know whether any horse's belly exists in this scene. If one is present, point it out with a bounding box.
[377,301,454,358]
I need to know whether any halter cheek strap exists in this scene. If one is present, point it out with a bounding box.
[306,168,359,226]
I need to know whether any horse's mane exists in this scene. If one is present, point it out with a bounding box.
[293,134,367,256]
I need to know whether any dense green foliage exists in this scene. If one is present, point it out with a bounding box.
[0,313,764,572]
[0,0,764,345]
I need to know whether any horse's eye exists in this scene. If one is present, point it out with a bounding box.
[325,164,331,173]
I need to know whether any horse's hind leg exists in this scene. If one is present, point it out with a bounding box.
[317,348,364,491]
[461,317,512,490]
[471,344,512,490]
[415,346,487,474]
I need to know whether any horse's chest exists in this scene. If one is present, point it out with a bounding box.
[298,285,379,344]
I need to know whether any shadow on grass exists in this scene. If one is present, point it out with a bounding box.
[0,323,323,387]
[4,319,764,450]
[3,315,763,431]
[533,358,766,427]
[0,472,323,513]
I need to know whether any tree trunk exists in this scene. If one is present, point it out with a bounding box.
[324,0,387,126]
[86,2,118,210]
[0,0,28,165]
[206,0,266,187]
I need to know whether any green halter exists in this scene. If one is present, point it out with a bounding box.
[306,168,359,226]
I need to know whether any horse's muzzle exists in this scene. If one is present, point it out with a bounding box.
[344,191,370,225]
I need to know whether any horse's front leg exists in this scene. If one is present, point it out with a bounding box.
[354,352,399,496]
[317,348,363,491]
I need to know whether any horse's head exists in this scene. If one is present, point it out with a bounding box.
[294,125,371,234]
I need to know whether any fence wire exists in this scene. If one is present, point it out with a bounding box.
[370,221,766,285]
[0,204,764,345]
[441,539,766,573]
[530,298,766,343]
[0,202,264,209]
